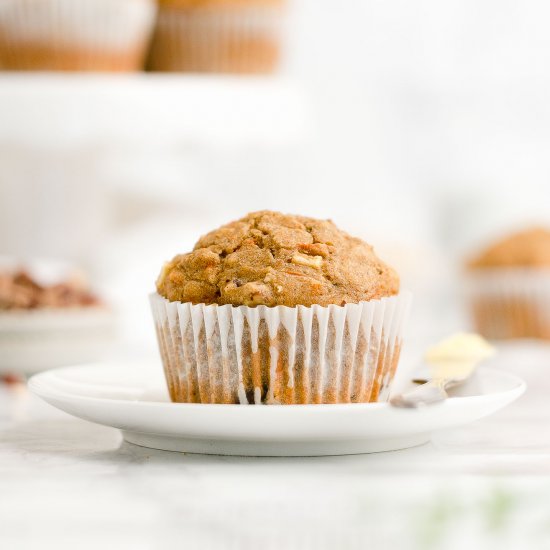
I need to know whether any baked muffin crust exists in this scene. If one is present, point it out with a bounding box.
[158,0,282,7]
[468,227,550,269]
[157,210,399,307]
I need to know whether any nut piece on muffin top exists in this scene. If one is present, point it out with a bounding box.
[156,210,399,307]
[468,227,550,269]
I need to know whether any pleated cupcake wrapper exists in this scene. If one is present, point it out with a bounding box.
[0,0,156,70]
[148,5,284,73]
[150,291,411,405]
[465,269,550,340]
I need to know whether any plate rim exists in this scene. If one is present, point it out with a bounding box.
[28,364,527,412]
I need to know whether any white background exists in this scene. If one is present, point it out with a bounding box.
[3,3,550,549]
[2,0,550,353]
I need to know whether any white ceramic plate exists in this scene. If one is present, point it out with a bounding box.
[29,363,526,456]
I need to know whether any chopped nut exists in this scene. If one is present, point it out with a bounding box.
[243,282,273,306]
[298,243,330,257]
[276,285,283,293]
[291,254,323,269]
[0,270,101,310]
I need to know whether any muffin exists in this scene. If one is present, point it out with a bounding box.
[151,211,411,405]
[147,0,285,73]
[466,227,550,340]
[0,0,156,71]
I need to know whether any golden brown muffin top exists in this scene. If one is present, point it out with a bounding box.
[158,0,283,8]
[468,227,550,269]
[156,210,400,307]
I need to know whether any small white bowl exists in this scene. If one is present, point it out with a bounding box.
[0,256,116,376]
[0,307,116,376]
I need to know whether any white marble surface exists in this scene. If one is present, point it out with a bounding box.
[2,343,550,550]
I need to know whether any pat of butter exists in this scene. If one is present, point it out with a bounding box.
[425,333,495,380]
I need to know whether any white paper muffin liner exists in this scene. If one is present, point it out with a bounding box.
[147,4,285,73]
[0,0,156,70]
[465,269,550,340]
[150,291,411,405]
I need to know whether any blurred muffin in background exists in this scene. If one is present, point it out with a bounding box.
[466,227,550,340]
[148,0,285,73]
[0,0,156,71]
